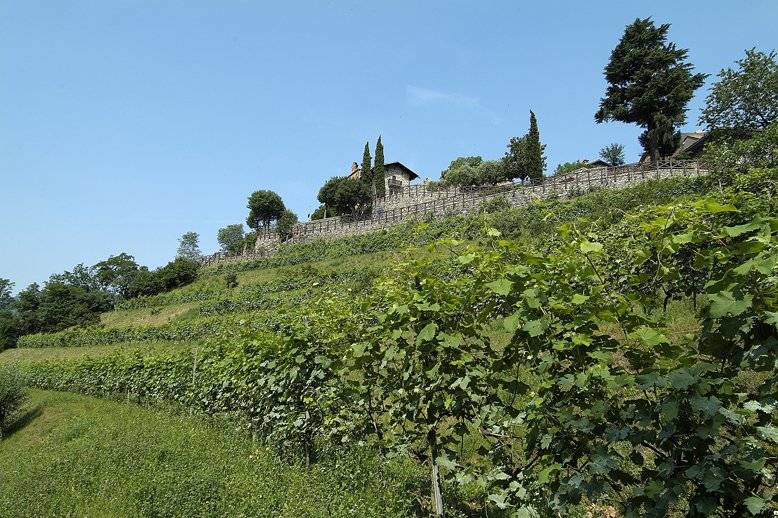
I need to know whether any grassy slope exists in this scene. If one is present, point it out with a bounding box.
[0,175,721,517]
[0,389,418,518]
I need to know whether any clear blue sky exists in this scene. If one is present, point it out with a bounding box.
[1,1,776,291]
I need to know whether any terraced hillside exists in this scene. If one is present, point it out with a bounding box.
[2,166,777,516]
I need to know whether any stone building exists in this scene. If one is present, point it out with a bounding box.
[347,161,420,195]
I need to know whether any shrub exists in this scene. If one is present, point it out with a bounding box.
[224,271,239,289]
[479,195,512,214]
[0,365,26,438]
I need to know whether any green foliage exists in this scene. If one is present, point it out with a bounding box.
[317,176,371,216]
[0,389,423,517]
[361,141,373,194]
[0,279,19,351]
[94,253,141,300]
[700,48,778,131]
[217,224,246,254]
[703,121,778,177]
[599,143,625,166]
[441,156,507,187]
[554,161,589,177]
[224,271,239,289]
[276,210,299,241]
[246,190,286,230]
[0,365,26,438]
[176,231,201,261]
[479,195,512,214]
[374,136,386,198]
[595,18,706,162]
[525,110,546,181]
[504,112,546,182]
[310,205,328,220]
[16,168,777,516]
[0,279,13,310]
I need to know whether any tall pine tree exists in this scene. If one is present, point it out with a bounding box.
[595,18,706,163]
[373,136,386,198]
[525,110,546,182]
[360,141,373,194]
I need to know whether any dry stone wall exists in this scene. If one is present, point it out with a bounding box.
[200,160,706,267]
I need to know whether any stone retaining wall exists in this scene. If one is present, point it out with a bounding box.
[200,160,706,267]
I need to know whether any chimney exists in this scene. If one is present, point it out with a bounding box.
[351,162,359,174]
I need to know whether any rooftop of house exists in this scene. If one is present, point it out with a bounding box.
[346,161,419,181]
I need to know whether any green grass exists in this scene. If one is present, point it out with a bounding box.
[100,302,200,328]
[0,389,420,517]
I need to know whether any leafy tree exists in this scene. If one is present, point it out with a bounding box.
[525,110,546,181]
[310,205,328,220]
[49,263,102,292]
[703,121,778,176]
[553,160,590,176]
[36,281,108,332]
[361,142,373,194]
[94,253,141,299]
[700,48,778,131]
[176,232,201,261]
[441,157,506,187]
[0,279,18,351]
[276,210,299,241]
[0,310,19,351]
[155,258,199,291]
[318,176,371,215]
[0,279,13,310]
[126,268,162,298]
[599,143,625,166]
[15,283,41,336]
[217,224,246,254]
[374,136,386,198]
[317,176,345,215]
[503,136,528,181]
[595,18,706,162]
[334,178,371,215]
[246,190,286,231]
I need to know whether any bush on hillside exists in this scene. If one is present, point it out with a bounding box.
[128,258,199,298]
[224,271,239,289]
[0,365,26,438]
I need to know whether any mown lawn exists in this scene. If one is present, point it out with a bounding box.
[0,389,420,517]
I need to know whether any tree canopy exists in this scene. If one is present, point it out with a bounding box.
[176,232,201,261]
[276,210,299,241]
[503,111,546,182]
[441,156,507,187]
[246,190,286,230]
[317,176,371,215]
[94,253,141,299]
[599,143,626,166]
[595,18,706,162]
[700,48,778,131]
[217,224,246,254]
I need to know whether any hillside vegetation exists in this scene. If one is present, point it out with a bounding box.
[0,389,419,517]
[2,164,777,516]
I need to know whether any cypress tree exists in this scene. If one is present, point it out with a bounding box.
[595,18,706,162]
[361,142,372,194]
[525,110,546,182]
[373,136,386,198]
